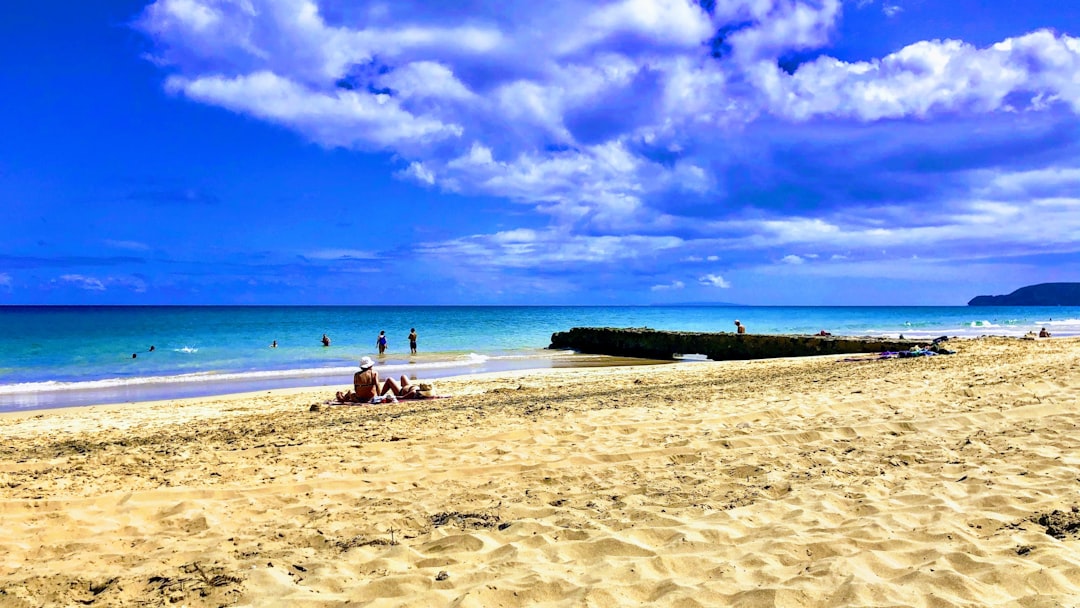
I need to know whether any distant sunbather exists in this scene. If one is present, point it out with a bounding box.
[336,356,418,403]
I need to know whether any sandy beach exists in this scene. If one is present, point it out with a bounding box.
[2,337,1079,607]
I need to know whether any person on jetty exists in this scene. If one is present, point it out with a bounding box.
[321,333,331,347]
[734,320,746,334]
[408,328,418,354]
[337,356,418,403]
[376,330,388,354]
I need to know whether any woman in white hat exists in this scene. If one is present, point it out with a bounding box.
[337,356,417,403]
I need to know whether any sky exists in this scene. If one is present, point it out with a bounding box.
[2,0,1080,306]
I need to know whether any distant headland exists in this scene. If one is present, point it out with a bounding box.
[968,283,1080,306]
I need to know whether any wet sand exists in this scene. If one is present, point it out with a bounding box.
[1,337,1079,606]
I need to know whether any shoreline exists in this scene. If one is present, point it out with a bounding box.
[3,331,1065,414]
[2,336,1080,605]
[0,352,671,414]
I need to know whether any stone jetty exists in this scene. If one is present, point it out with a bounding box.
[549,327,925,361]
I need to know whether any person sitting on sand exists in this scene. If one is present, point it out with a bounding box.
[734,320,746,334]
[1040,327,1052,338]
[336,356,418,403]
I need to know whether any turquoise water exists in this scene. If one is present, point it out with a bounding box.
[2,305,1077,411]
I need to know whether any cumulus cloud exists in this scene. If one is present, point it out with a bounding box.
[766,30,1080,121]
[134,0,1080,297]
[139,0,1080,222]
[165,71,462,149]
[781,254,805,264]
[699,273,731,288]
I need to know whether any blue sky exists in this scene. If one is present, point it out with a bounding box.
[2,0,1079,305]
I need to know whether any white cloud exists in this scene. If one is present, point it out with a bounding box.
[400,161,436,185]
[728,0,842,62]
[688,192,1080,261]
[104,239,151,251]
[54,274,148,293]
[381,61,475,101]
[699,273,731,288]
[58,274,107,291]
[981,167,1080,199]
[651,280,685,291]
[133,0,1080,287]
[149,0,221,32]
[166,71,462,150]
[706,255,719,261]
[0,273,11,288]
[419,228,683,268]
[768,30,1080,121]
[137,1,1080,188]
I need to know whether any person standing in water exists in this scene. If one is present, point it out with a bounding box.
[408,328,418,354]
[321,333,331,347]
[376,330,388,354]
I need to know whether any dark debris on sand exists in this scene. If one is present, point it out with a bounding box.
[1033,506,1080,540]
[429,512,501,529]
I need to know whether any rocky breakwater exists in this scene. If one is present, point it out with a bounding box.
[549,327,925,361]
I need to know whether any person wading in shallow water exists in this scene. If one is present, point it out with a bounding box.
[376,330,388,354]
[408,328,418,354]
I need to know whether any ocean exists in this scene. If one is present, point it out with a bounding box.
[2,305,1078,412]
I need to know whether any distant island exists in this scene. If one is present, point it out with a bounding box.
[968,283,1080,306]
